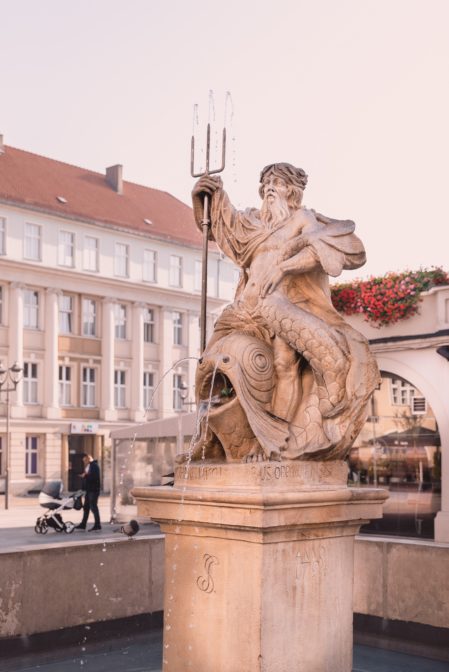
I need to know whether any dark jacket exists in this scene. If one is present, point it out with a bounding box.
[83,460,101,493]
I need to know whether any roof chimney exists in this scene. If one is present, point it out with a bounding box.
[106,164,123,194]
[0,135,4,155]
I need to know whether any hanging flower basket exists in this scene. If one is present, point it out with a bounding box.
[331,267,449,328]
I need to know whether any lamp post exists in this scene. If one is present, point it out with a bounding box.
[179,381,196,412]
[0,362,23,510]
[176,380,196,455]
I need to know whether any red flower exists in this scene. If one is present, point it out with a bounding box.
[331,267,448,327]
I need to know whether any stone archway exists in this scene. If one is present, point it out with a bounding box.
[344,285,449,541]
[374,351,449,542]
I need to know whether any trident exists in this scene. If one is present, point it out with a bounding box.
[191,121,226,353]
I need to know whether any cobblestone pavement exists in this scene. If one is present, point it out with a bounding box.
[0,494,112,529]
[0,494,161,550]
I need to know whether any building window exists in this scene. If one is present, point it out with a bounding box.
[0,437,3,475]
[114,304,127,339]
[23,362,38,404]
[58,231,75,267]
[173,374,184,411]
[82,298,97,337]
[114,370,126,408]
[0,286,3,325]
[58,365,72,406]
[143,308,155,343]
[391,378,415,406]
[215,257,221,299]
[233,267,241,291]
[143,371,154,410]
[114,243,129,277]
[173,311,183,346]
[24,290,39,329]
[24,223,41,261]
[169,255,183,287]
[82,367,96,407]
[83,236,99,272]
[0,217,5,255]
[25,436,39,476]
[59,294,73,334]
[143,249,157,283]
[194,259,202,292]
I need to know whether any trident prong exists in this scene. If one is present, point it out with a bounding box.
[191,118,227,353]
[191,123,226,178]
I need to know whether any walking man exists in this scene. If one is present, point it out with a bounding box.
[76,453,102,531]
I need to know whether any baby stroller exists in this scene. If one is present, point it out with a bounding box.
[35,480,84,534]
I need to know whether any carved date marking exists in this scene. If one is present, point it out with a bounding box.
[296,546,326,582]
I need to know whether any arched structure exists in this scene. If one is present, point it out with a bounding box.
[346,286,449,542]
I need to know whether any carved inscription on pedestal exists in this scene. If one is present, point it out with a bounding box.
[174,461,347,489]
[295,545,327,583]
[176,465,223,481]
[197,553,219,594]
[251,462,334,483]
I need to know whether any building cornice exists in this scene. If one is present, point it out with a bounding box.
[0,258,228,310]
[370,329,449,353]
[0,197,208,252]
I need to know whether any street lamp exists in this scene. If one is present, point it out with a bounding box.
[179,381,196,412]
[176,380,196,455]
[0,362,23,510]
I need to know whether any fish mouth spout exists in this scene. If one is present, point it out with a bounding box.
[198,370,236,413]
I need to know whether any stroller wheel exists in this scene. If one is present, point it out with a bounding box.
[34,523,42,534]
[40,523,48,534]
[65,521,75,534]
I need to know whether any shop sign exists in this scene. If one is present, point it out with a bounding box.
[70,422,99,434]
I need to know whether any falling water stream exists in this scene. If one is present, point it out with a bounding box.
[79,90,236,669]
[163,356,225,669]
[151,92,236,666]
[89,353,224,668]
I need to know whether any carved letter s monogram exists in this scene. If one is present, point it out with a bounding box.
[197,554,219,593]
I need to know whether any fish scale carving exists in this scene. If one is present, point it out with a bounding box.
[259,302,348,415]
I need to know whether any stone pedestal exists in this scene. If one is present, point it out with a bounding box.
[133,461,387,672]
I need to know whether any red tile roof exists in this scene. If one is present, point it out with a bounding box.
[0,145,201,248]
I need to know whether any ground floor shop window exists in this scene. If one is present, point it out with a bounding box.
[25,435,39,476]
[348,372,441,539]
[112,435,178,513]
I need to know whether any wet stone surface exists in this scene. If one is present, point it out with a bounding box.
[1,634,448,672]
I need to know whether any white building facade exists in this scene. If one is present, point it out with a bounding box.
[0,139,236,495]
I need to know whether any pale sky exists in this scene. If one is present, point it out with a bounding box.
[1,0,448,280]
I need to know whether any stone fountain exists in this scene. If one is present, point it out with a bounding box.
[133,162,387,671]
